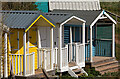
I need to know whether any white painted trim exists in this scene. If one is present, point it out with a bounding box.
[37,27,41,48]
[27,31,29,74]
[4,33,8,78]
[82,23,85,64]
[99,16,107,19]
[61,16,86,26]
[75,43,78,64]
[50,27,54,70]
[104,12,117,24]
[68,68,78,78]
[90,11,104,28]
[90,27,93,62]
[82,23,85,45]
[32,52,35,74]
[112,23,115,57]
[58,24,62,72]
[23,32,26,76]
[90,10,117,28]
[37,28,41,68]
[27,31,29,54]
[70,27,72,62]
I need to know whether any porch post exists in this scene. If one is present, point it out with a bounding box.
[58,24,62,71]
[37,27,41,48]
[90,26,93,62]
[50,27,54,70]
[4,33,8,78]
[70,26,72,62]
[23,32,26,76]
[82,23,85,44]
[83,23,85,62]
[37,27,41,68]
[112,23,115,57]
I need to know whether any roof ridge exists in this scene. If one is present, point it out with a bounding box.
[0,10,40,14]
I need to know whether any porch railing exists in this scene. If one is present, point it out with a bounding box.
[9,52,35,76]
[0,56,3,78]
[62,45,68,68]
[37,48,53,71]
[26,52,35,75]
[76,44,85,66]
[53,47,58,68]
[68,43,85,67]
[68,43,76,62]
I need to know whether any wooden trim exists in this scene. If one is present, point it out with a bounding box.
[112,23,115,57]
[23,32,26,76]
[50,27,54,70]
[4,33,8,78]
[90,10,116,28]
[25,15,55,32]
[58,24,62,72]
[90,27,93,62]
[70,26,72,61]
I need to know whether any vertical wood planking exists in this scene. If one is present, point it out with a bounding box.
[4,33,8,78]
[15,55,16,75]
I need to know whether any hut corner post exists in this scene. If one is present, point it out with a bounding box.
[90,26,93,62]
[112,23,115,57]
[4,33,8,78]
[83,22,85,63]
[50,26,54,70]
[23,32,26,76]
[58,24,62,73]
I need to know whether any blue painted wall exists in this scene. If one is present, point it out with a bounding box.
[64,26,70,44]
[35,0,48,13]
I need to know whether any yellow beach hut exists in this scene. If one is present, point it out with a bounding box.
[1,10,55,77]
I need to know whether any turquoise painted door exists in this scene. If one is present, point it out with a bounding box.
[95,25,112,57]
[64,26,70,44]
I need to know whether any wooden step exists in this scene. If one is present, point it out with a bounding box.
[31,69,45,78]
[92,57,115,66]
[94,60,118,68]
[96,64,119,71]
[69,62,77,67]
[35,69,43,75]
[100,67,120,75]
[92,57,120,75]
[73,69,81,74]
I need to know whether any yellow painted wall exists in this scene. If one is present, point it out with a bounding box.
[28,28,38,69]
[8,29,24,75]
[5,28,38,75]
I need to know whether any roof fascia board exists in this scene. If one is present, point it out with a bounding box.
[25,15,55,32]
[104,12,117,24]
[90,11,103,28]
[90,10,117,28]
[60,16,86,26]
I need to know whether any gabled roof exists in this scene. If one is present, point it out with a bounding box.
[52,10,102,25]
[49,0,101,11]
[45,12,73,23]
[1,10,55,31]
